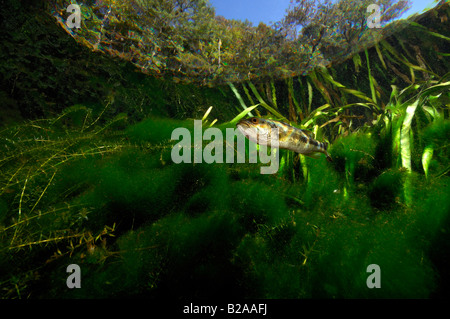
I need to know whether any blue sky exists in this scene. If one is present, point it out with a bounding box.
[208,0,440,26]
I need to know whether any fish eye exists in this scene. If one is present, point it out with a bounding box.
[251,118,259,124]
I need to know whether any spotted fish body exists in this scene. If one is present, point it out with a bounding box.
[237,117,332,162]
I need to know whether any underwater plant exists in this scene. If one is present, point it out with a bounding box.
[1,0,449,301]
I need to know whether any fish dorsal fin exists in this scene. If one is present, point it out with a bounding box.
[301,129,315,139]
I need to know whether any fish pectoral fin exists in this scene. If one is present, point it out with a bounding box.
[301,130,315,139]
[302,152,333,162]
[302,152,322,159]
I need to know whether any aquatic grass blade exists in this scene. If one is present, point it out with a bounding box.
[227,104,260,125]
[270,79,278,109]
[352,53,362,72]
[408,21,450,42]
[341,88,375,104]
[202,106,213,122]
[420,81,450,97]
[400,99,420,171]
[375,43,387,70]
[247,81,287,121]
[365,49,377,105]
[242,82,255,106]
[422,145,434,179]
[301,104,331,128]
[307,80,313,114]
[228,82,253,116]
[380,40,438,77]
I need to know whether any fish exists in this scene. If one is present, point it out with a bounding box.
[237,117,332,162]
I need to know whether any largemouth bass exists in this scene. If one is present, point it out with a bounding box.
[237,117,332,162]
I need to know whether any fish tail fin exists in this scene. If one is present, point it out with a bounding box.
[326,153,333,162]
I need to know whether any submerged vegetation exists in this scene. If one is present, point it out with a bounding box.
[0,0,449,299]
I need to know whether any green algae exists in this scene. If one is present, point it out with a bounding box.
[0,0,449,299]
[1,107,449,299]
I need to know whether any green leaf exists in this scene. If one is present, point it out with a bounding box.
[352,53,362,72]
[227,104,260,125]
[365,49,377,104]
[341,88,375,104]
[422,105,442,121]
[400,99,420,171]
[422,145,434,179]
[307,80,313,113]
[375,42,386,70]
[228,82,252,115]
[381,40,438,77]
[247,81,287,121]
[319,67,345,88]
[302,104,331,127]
[408,21,450,42]
[420,81,450,98]
[202,106,213,122]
